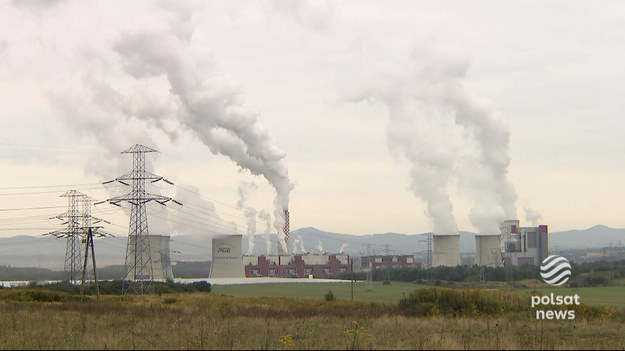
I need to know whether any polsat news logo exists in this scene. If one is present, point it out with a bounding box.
[533,255,580,320]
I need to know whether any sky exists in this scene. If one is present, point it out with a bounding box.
[0,0,624,245]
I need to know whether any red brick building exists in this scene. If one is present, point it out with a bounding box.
[361,255,421,270]
[243,254,351,278]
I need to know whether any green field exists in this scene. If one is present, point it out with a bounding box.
[212,281,424,302]
[213,280,625,308]
[2,283,625,349]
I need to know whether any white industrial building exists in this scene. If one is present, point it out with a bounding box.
[209,235,245,278]
[500,220,549,266]
[125,234,174,281]
[474,234,503,267]
[432,234,461,267]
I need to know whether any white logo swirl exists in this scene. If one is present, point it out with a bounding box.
[540,255,571,286]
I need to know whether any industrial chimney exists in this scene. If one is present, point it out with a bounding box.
[279,209,290,255]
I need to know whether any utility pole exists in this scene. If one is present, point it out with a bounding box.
[79,226,112,302]
[383,244,391,285]
[99,144,181,295]
[350,258,354,301]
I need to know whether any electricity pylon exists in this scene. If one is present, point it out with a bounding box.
[44,191,111,285]
[360,244,376,291]
[418,232,433,280]
[100,144,181,295]
[43,190,85,283]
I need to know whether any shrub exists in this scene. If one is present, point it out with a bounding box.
[583,274,609,287]
[324,290,335,301]
[398,287,528,317]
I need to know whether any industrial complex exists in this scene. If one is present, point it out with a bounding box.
[41,144,550,288]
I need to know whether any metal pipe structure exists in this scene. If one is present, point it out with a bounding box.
[283,209,290,254]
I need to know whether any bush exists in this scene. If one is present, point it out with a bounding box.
[583,274,609,287]
[398,287,528,317]
[324,290,335,301]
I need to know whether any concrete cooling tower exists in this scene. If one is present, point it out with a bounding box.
[209,235,245,278]
[475,235,503,267]
[432,234,461,267]
[125,234,174,281]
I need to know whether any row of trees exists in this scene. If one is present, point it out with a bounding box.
[338,259,625,287]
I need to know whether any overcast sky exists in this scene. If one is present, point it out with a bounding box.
[0,0,624,242]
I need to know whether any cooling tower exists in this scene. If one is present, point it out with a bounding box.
[432,234,461,267]
[474,235,503,267]
[209,235,245,278]
[125,234,174,281]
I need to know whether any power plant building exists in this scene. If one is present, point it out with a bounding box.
[209,235,246,278]
[474,235,503,267]
[244,253,351,278]
[361,254,421,270]
[501,220,549,266]
[432,234,461,267]
[125,234,174,281]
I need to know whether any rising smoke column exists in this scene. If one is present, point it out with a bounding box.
[112,14,295,241]
[409,47,518,234]
[258,209,273,254]
[358,46,517,234]
[237,182,258,255]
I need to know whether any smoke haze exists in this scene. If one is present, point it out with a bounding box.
[358,46,517,234]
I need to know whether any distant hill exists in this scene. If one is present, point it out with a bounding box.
[1,225,623,270]
[549,225,625,250]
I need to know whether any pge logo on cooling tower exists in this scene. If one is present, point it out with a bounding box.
[540,255,571,286]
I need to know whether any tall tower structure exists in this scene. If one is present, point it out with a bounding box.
[101,144,181,295]
[277,209,290,255]
[44,190,109,283]
[62,190,84,282]
[418,232,433,269]
[43,190,85,282]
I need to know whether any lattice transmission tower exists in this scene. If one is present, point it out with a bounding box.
[43,190,85,282]
[100,144,181,295]
[44,191,110,283]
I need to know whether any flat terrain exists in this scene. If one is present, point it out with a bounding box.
[0,288,624,350]
[213,280,625,308]
[212,281,424,302]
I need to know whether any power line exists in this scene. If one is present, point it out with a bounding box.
[0,205,66,212]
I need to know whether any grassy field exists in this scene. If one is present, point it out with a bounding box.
[1,281,624,349]
[212,281,425,302]
[213,280,625,309]
[0,288,624,350]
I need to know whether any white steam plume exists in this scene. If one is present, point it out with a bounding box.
[258,209,272,254]
[298,235,306,253]
[317,240,323,254]
[109,5,295,235]
[237,182,258,255]
[292,238,300,254]
[410,47,518,234]
[339,243,348,254]
[243,207,257,255]
[357,46,517,234]
[525,207,543,226]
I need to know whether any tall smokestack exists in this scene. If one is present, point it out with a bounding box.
[280,209,290,255]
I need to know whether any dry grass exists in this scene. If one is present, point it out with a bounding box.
[0,292,624,350]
